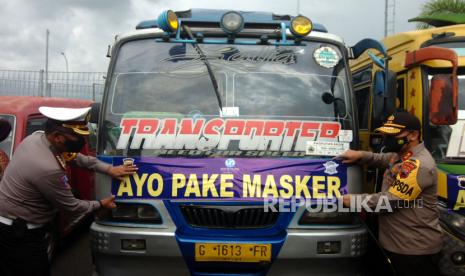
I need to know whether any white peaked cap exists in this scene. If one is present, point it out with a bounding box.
[39,106,91,122]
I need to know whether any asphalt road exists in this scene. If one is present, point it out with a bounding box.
[51,227,95,276]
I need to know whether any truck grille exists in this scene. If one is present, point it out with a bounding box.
[180,205,279,229]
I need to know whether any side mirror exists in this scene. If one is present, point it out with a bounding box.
[89,102,101,124]
[372,70,397,127]
[385,70,397,115]
[321,92,346,116]
[404,46,458,125]
[429,74,458,125]
[322,92,334,104]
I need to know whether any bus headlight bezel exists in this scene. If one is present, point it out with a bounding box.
[220,11,245,34]
[157,10,179,33]
[290,15,313,37]
[98,202,162,224]
[299,210,362,226]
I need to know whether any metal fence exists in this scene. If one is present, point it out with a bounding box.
[0,69,106,101]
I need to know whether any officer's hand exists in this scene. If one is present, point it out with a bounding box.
[342,195,351,207]
[100,195,117,209]
[335,150,363,164]
[107,165,138,181]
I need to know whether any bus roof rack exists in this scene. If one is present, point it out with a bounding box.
[136,8,328,33]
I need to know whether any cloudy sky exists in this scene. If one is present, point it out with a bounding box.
[0,0,428,72]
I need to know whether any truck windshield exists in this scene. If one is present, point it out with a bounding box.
[0,115,15,158]
[102,38,353,157]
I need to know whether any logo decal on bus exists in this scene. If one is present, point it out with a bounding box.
[225,159,236,168]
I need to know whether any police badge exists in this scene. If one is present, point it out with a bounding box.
[323,161,339,175]
[457,175,465,188]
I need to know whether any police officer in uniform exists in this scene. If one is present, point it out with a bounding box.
[0,106,137,276]
[339,111,442,276]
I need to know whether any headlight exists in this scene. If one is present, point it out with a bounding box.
[97,202,162,224]
[299,210,361,226]
[220,11,244,34]
[290,15,313,37]
[157,10,179,33]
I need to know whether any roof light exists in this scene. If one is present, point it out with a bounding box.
[220,11,244,34]
[290,15,313,37]
[157,10,179,33]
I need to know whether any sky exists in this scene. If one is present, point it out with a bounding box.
[0,0,428,72]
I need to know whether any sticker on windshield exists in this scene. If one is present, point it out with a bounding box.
[116,118,341,154]
[338,130,353,142]
[306,141,349,156]
[220,107,239,117]
[313,46,340,68]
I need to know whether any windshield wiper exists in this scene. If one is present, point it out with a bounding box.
[329,60,347,117]
[182,25,223,110]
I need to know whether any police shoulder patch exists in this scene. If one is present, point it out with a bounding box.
[389,159,421,201]
[399,159,418,179]
[59,174,71,189]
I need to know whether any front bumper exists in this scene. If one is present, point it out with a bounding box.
[267,227,367,276]
[91,223,190,276]
[439,226,465,276]
[91,222,367,275]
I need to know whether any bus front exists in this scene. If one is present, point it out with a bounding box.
[91,9,367,276]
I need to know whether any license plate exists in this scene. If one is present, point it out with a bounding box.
[195,243,271,262]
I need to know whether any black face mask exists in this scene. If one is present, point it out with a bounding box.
[64,135,86,153]
[383,136,408,153]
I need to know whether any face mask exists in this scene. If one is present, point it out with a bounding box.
[64,135,86,153]
[383,136,408,153]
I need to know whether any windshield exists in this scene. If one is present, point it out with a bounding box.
[0,115,15,158]
[102,38,353,157]
[430,41,465,57]
[458,76,465,110]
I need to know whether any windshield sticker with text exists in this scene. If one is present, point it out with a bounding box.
[161,47,298,66]
[116,118,341,152]
[313,46,340,68]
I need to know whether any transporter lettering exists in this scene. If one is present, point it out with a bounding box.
[116,173,342,199]
[116,118,341,151]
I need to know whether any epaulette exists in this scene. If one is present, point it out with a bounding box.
[50,145,67,171]
[401,150,413,161]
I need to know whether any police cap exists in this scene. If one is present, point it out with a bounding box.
[39,106,91,135]
[375,111,421,135]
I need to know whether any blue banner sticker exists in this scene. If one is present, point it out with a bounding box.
[111,157,348,200]
[447,174,465,214]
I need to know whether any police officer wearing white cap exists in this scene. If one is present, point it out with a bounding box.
[0,106,137,276]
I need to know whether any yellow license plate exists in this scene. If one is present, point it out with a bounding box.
[195,243,271,262]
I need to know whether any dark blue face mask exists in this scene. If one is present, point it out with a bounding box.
[383,135,408,153]
[63,134,86,153]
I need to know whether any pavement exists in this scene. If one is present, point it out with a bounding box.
[51,226,95,276]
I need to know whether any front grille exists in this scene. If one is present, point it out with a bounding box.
[180,205,279,229]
